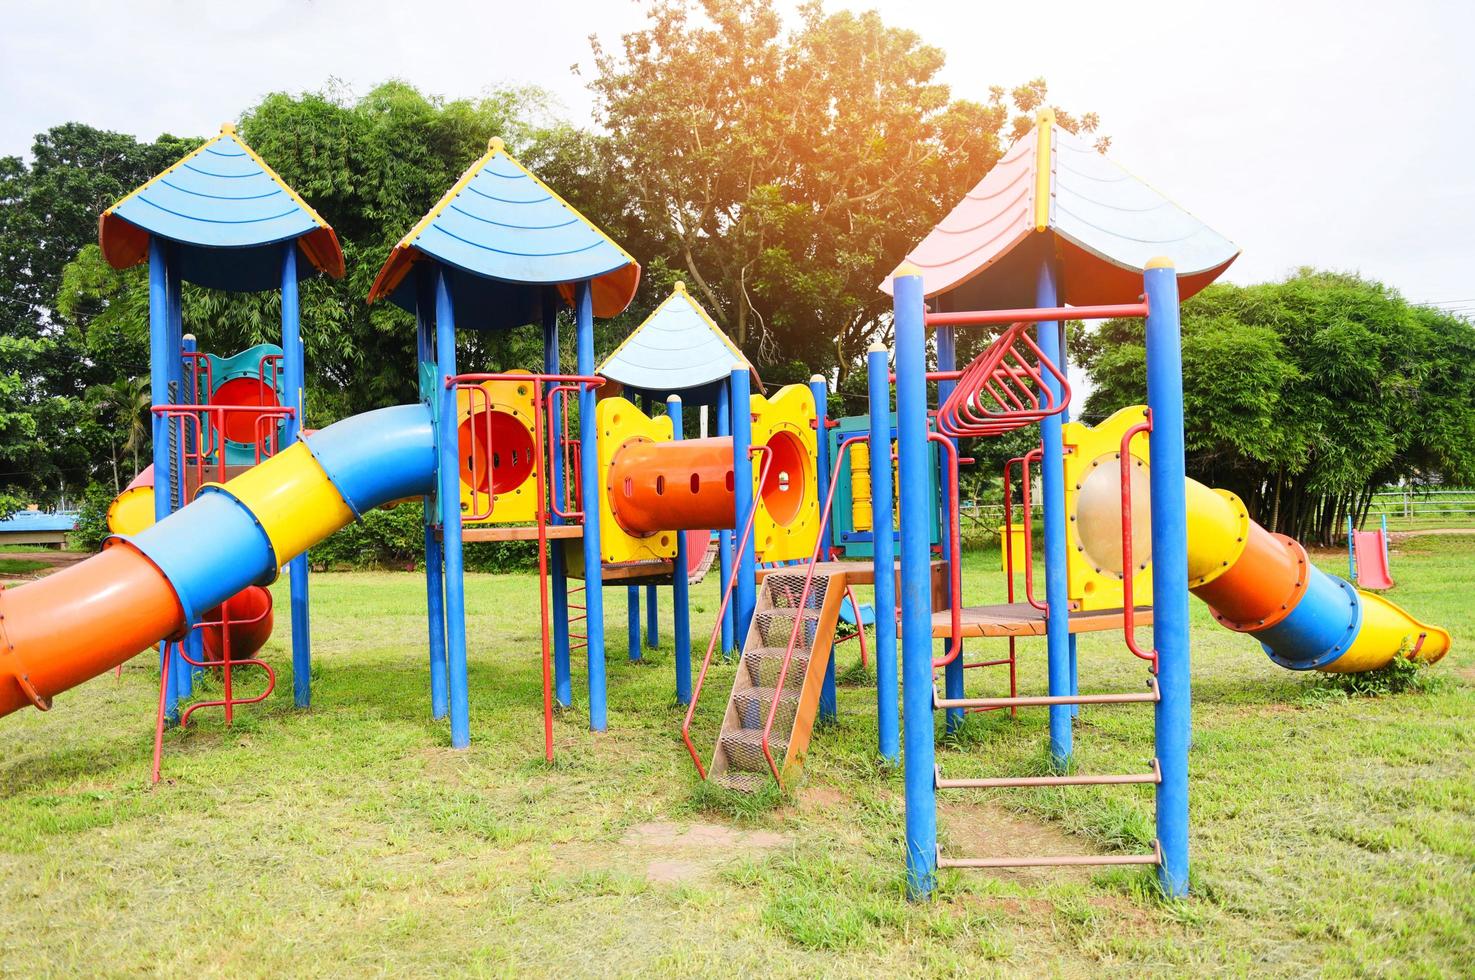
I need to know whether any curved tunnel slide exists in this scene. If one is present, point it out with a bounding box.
[0,405,436,719]
[1084,477,1449,672]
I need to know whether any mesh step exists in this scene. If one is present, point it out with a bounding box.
[754,608,822,647]
[743,648,811,688]
[722,728,788,773]
[733,687,800,732]
[713,771,771,793]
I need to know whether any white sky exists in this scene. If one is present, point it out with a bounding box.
[3,0,1473,312]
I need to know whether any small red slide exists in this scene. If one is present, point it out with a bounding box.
[1351,530,1394,590]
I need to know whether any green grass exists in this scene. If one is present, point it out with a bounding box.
[1,536,1472,976]
[0,556,51,575]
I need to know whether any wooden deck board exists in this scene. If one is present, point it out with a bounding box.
[460,525,583,542]
[932,603,1154,638]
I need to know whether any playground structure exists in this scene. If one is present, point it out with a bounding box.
[0,111,1454,904]
[1349,514,1395,590]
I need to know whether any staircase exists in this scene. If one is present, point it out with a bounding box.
[708,567,847,791]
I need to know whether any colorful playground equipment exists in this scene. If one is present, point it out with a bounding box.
[0,109,1455,905]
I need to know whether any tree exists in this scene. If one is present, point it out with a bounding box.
[1074,270,1475,544]
[590,0,1103,392]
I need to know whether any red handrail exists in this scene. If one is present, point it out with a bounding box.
[530,376,554,760]
[924,300,1148,328]
[936,323,1072,438]
[1002,447,1046,611]
[759,436,867,782]
[680,445,775,779]
[1119,413,1157,671]
[927,432,964,669]
[546,384,584,521]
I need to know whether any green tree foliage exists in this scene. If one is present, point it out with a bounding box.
[590,0,1103,396]
[1074,270,1475,544]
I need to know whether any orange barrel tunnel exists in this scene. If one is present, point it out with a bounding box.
[609,437,738,534]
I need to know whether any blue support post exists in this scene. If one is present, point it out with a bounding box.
[435,269,471,748]
[1145,260,1192,897]
[934,322,963,732]
[627,587,642,661]
[180,334,205,686]
[1035,255,1074,766]
[147,240,179,722]
[281,244,313,708]
[668,395,692,703]
[867,344,900,764]
[730,367,757,648]
[416,279,448,720]
[810,375,837,724]
[894,269,937,900]
[641,394,659,649]
[544,300,572,707]
[158,244,191,708]
[716,382,735,656]
[575,281,608,731]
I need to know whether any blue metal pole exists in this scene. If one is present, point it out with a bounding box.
[627,586,642,661]
[435,269,471,748]
[730,367,757,648]
[161,243,190,705]
[894,269,936,900]
[148,242,181,717]
[668,395,692,703]
[867,344,900,764]
[934,322,962,732]
[180,333,205,687]
[416,277,448,720]
[716,382,735,656]
[640,394,659,649]
[281,243,312,708]
[809,375,837,724]
[575,280,608,731]
[1035,254,1073,765]
[543,300,572,707]
[1145,259,1192,897]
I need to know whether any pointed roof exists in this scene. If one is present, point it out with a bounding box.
[597,282,761,403]
[883,110,1238,309]
[98,124,343,292]
[368,138,640,328]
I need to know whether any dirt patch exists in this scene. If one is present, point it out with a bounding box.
[560,820,790,885]
[938,801,1099,884]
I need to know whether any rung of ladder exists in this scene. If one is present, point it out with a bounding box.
[937,840,1162,870]
[933,676,1157,711]
[934,758,1160,790]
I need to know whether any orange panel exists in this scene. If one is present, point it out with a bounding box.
[607,436,736,535]
[1192,525,1309,632]
[0,543,184,718]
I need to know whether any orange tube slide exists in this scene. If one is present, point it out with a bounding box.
[608,436,736,535]
[1193,523,1309,632]
[0,543,184,718]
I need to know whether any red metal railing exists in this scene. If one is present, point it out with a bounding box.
[153,404,295,490]
[151,593,277,784]
[1119,413,1157,672]
[680,446,775,779]
[446,371,605,761]
[923,300,1149,328]
[926,432,963,669]
[1003,447,1046,612]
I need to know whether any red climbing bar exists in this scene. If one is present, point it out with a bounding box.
[924,301,1149,328]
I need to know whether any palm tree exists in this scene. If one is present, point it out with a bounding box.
[93,377,151,490]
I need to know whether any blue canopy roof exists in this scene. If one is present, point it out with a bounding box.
[99,124,343,292]
[370,138,640,329]
[597,282,760,403]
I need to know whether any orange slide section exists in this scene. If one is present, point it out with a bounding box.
[0,543,185,717]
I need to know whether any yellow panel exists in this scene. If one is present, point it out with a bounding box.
[595,396,675,563]
[458,373,539,525]
[106,485,156,536]
[749,385,820,563]
[850,440,873,532]
[1061,404,1154,612]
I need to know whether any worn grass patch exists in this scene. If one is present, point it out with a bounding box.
[0,536,1471,975]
